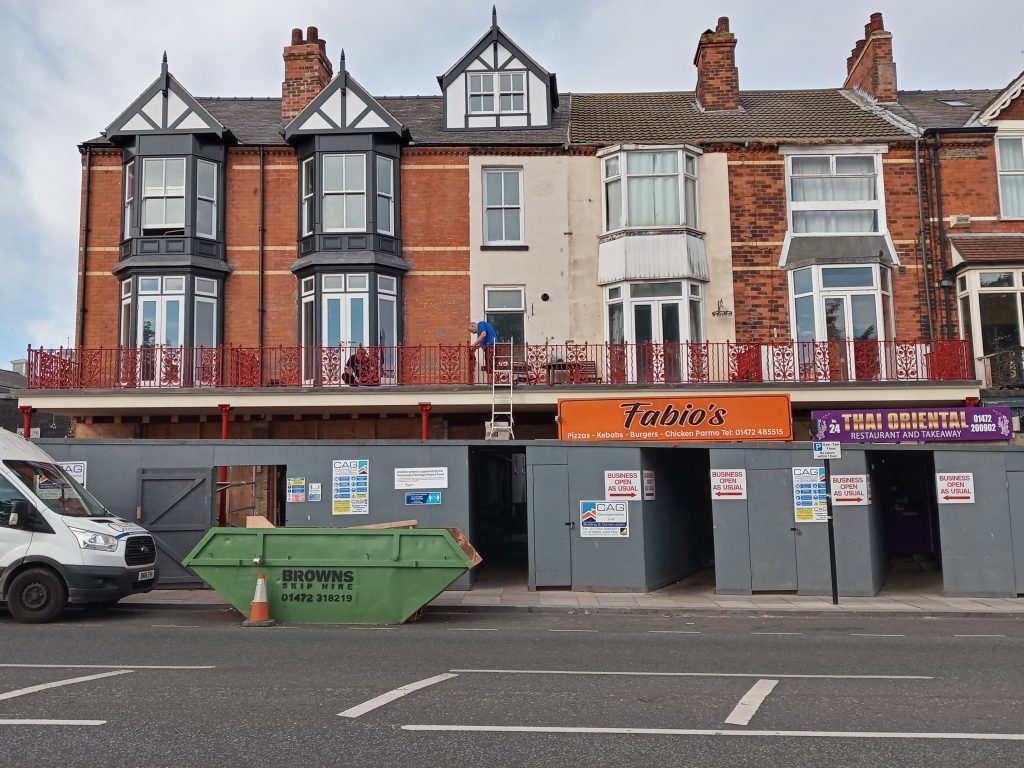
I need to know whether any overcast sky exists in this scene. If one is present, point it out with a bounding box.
[1,0,1023,367]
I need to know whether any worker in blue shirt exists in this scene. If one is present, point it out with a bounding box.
[469,320,497,375]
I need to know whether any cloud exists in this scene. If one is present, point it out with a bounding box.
[1,0,1023,367]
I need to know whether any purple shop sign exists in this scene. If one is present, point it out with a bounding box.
[811,407,1013,443]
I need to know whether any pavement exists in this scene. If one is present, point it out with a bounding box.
[122,563,1024,616]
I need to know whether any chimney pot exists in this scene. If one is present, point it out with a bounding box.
[307,26,319,42]
[716,16,729,33]
[283,26,333,121]
[291,28,302,45]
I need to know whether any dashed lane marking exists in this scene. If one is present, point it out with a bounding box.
[752,632,803,636]
[851,633,905,638]
[451,669,931,679]
[0,670,133,702]
[647,630,701,634]
[338,673,459,718]
[447,628,500,632]
[0,664,214,670]
[0,720,106,726]
[549,629,597,633]
[724,679,779,726]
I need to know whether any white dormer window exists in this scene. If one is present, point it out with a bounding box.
[469,72,526,114]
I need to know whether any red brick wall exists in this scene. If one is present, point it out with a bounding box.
[694,18,740,112]
[400,147,470,345]
[78,149,124,349]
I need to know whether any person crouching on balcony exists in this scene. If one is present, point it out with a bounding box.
[469,320,497,376]
[343,345,370,386]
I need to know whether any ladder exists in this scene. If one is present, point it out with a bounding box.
[486,338,515,440]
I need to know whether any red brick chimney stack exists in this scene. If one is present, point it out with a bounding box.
[694,16,740,112]
[282,26,333,121]
[844,12,897,103]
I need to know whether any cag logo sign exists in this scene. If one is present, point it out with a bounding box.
[793,467,823,478]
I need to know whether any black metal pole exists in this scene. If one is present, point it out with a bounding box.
[824,457,839,605]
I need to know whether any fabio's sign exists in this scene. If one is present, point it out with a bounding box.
[557,395,792,442]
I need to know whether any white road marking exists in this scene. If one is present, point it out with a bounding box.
[0,670,133,702]
[401,724,1024,741]
[451,669,931,680]
[647,630,701,634]
[338,673,459,719]
[752,632,803,636]
[0,719,106,726]
[851,633,905,638]
[954,634,1006,638]
[151,625,199,629]
[549,629,597,633]
[724,679,779,725]
[0,664,214,670]
[446,628,499,632]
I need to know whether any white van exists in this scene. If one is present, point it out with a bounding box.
[0,430,157,623]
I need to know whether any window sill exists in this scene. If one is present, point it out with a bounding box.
[481,245,529,251]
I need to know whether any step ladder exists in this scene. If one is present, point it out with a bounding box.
[486,339,515,440]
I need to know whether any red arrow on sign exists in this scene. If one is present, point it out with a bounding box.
[715,491,744,496]
[943,494,972,500]
[835,497,863,502]
[609,492,637,498]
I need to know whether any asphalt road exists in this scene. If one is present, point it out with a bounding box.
[1,605,1023,767]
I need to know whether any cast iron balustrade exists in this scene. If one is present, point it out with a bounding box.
[983,347,1024,389]
[25,339,974,390]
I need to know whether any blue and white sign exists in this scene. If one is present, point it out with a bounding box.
[332,459,369,515]
[579,500,629,538]
[405,491,442,506]
[793,466,828,523]
[812,441,841,460]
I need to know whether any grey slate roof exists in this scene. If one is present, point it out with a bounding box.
[378,96,568,145]
[567,89,913,146]
[198,98,286,145]
[886,90,1001,129]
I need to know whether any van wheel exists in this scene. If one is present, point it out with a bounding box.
[7,568,68,623]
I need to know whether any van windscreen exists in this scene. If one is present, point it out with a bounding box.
[3,460,110,518]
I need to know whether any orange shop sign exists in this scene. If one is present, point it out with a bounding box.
[557,395,792,442]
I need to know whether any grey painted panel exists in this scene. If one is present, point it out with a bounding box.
[709,449,752,594]
[1007,473,1024,594]
[527,446,567,466]
[747,468,798,590]
[137,468,215,586]
[529,464,571,587]
[568,447,646,591]
[934,452,1015,596]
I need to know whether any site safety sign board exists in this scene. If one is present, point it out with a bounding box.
[605,470,641,500]
[710,469,747,499]
[643,471,656,500]
[332,459,370,515]
[580,500,629,538]
[936,472,975,504]
[831,474,869,506]
[793,466,828,522]
[286,477,306,503]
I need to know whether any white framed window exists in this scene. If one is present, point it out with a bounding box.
[484,286,525,344]
[163,276,186,293]
[121,279,132,299]
[322,154,366,231]
[123,160,135,240]
[376,156,394,235]
[786,153,883,234]
[498,72,526,112]
[301,157,315,236]
[957,269,1024,357]
[138,276,161,294]
[602,149,700,232]
[346,274,369,292]
[196,160,217,239]
[469,74,495,113]
[997,137,1024,219]
[194,297,217,348]
[301,276,315,296]
[141,157,186,234]
[378,274,397,294]
[195,277,218,297]
[483,169,523,244]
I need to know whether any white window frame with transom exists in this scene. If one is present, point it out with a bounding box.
[781,145,888,236]
[600,145,700,234]
[997,135,1024,220]
[468,72,527,115]
[956,268,1024,362]
[322,154,367,233]
[482,168,524,245]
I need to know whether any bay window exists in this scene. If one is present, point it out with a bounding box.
[602,148,699,232]
[322,154,366,231]
[376,156,394,235]
[123,161,135,240]
[196,160,217,238]
[998,137,1024,219]
[301,157,315,236]
[957,270,1024,358]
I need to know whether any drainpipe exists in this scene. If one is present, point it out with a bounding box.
[77,146,93,348]
[19,406,35,439]
[258,146,266,354]
[217,403,232,526]
[928,132,954,339]
[913,137,934,340]
[418,402,431,440]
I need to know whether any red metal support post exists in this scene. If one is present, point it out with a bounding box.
[217,403,232,526]
[19,406,35,438]
[418,402,432,440]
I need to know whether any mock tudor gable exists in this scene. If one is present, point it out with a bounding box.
[284,52,404,140]
[438,7,558,131]
[104,55,225,140]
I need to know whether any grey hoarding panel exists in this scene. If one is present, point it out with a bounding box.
[529,464,572,588]
[137,468,216,586]
[1005,473,1024,595]
[710,449,752,594]
[933,452,1015,596]
[748,467,798,591]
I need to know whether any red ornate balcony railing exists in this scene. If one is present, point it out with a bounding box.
[25,339,974,390]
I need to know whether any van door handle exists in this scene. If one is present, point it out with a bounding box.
[565,521,575,529]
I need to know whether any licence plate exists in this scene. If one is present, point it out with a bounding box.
[137,570,155,582]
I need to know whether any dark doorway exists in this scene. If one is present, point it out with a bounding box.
[468,446,528,588]
[869,451,941,578]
